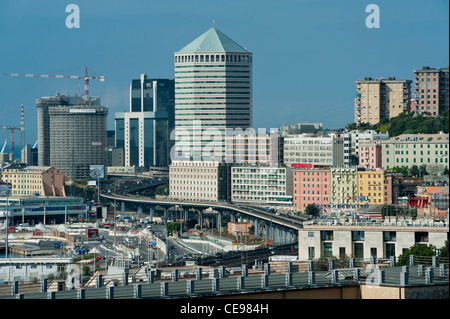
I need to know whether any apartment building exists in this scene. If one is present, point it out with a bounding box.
[231,165,292,207]
[330,167,358,206]
[357,169,393,206]
[169,160,229,202]
[413,66,449,116]
[359,140,382,170]
[344,130,389,159]
[355,77,411,125]
[382,133,449,170]
[293,168,331,212]
[0,163,66,197]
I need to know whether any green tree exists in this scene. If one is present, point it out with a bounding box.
[397,244,436,266]
[155,183,169,196]
[305,203,320,217]
[439,240,449,258]
[166,221,182,236]
[408,165,420,178]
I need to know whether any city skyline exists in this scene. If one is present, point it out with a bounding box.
[0,0,448,147]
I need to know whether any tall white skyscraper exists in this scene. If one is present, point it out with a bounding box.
[173,27,252,161]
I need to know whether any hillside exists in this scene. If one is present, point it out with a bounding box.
[346,111,449,137]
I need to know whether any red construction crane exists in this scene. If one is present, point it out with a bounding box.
[0,126,20,161]
[4,67,105,106]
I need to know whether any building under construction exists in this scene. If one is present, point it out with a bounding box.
[36,94,107,181]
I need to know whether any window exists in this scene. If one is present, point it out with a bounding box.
[339,247,346,259]
[354,243,364,258]
[352,231,365,241]
[321,231,333,240]
[383,231,396,241]
[323,242,333,257]
[308,247,315,260]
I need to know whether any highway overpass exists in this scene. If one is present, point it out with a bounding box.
[100,193,303,245]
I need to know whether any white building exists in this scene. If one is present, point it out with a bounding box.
[382,133,449,170]
[298,221,448,260]
[0,258,72,283]
[283,134,344,167]
[169,160,229,202]
[344,130,389,160]
[231,165,293,207]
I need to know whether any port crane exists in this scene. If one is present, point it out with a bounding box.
[0,126,20,161]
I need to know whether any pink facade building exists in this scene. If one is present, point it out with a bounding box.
[359,140,382,170]
[293,168,331,212]
[413,66,449,116]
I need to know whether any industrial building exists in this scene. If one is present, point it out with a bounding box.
[0,196,86,225]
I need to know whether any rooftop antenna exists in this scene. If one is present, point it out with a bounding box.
[213,19,215,27]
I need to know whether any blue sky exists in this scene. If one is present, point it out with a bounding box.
[0,0,448,149]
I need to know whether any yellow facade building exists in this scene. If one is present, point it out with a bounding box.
[357,169,392,206]
[0,164,66,197]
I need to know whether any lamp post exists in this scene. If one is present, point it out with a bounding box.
[1,182,12,259]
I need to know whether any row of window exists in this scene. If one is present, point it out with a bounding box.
[175,54,251,64]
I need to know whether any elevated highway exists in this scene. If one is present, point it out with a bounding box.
[100,193,304,245]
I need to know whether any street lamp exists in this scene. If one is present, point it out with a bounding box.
[0,183,12,259]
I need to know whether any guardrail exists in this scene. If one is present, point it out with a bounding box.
[0,255,448,299]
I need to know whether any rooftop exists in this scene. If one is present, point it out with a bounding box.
[383,133,449,143]
[178,27,248,53]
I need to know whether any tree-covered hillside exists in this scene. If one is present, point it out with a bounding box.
[346,111,449,137]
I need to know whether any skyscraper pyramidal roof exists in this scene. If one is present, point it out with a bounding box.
[178,27,248,53]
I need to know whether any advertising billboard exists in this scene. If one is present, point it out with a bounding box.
[90,165,105,180]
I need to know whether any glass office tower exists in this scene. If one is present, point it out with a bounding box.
[115,75,174,167]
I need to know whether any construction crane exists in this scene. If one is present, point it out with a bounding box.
[0,126,20,161]
[1,139,7,153]
[4,67,105,106]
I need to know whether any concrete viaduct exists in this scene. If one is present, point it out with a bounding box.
[100,193,303,246]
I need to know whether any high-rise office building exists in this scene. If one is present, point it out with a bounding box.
[173,27,252,161]
[354,77,411,126]
[36,94,107,181]
[413,66,449,116]
[115,75,174,167]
